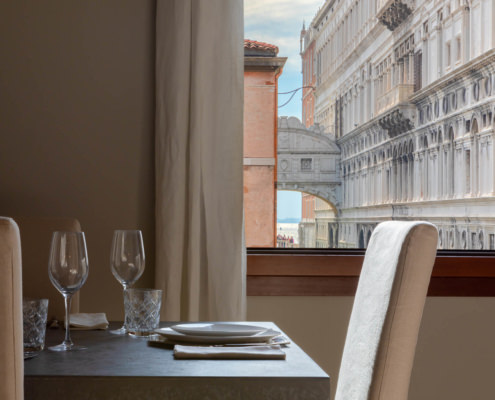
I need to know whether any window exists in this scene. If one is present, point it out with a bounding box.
[301,158,312,171]
[244,0,495,297]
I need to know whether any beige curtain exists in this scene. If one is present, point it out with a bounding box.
[155,0,245,321]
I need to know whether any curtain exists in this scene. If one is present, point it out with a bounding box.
[155,0,245,321]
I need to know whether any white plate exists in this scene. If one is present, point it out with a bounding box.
[171,323,267,337]
[154,327,281,345]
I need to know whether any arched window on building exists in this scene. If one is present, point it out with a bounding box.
[358,229,365,248]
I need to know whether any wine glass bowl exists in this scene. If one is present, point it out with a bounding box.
[48,231,89,351]
[110,230,145,335]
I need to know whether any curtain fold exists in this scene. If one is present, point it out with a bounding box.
[155,0,245,321]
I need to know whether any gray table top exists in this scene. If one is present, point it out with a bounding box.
[25,322,330,400]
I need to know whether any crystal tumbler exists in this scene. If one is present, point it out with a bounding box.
[23,298,49,357]
[124,288,162,337]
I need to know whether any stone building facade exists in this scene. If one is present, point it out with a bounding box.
[300,0,495,249]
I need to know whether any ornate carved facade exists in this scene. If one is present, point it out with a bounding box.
[299,0,495,249]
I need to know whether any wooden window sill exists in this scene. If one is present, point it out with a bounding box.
[247,249,495,296]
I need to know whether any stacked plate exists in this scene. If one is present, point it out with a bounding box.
[154,323,283,345]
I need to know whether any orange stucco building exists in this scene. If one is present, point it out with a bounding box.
[243,40,286,247]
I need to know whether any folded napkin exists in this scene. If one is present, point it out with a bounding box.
[68,313,109,330]
[174,344,286,360]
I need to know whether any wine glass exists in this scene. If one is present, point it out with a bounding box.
[48,231,89,351]
[110,230,145,335]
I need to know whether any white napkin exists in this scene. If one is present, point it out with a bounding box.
[68,313,109,330]
[173,344,286,360]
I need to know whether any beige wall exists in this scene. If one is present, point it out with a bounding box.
[0,1,156,318]
[1,3,494,399]
[248,296,495,400]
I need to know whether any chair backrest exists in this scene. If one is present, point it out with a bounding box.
[335,221,438,400]
[0,217,23,400]
[14,216,82,321]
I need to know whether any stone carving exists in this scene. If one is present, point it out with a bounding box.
[378,109,414,137]
[378,0,413,31]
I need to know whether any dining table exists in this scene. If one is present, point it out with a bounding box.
[24,321,330,400]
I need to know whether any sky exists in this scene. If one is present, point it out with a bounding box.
[244,0,323,221]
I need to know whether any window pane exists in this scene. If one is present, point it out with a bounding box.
[245,0,495,250]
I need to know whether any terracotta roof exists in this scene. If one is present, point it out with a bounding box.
[244,39,279,57]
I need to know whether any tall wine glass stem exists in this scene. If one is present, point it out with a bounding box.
[122,284,129,331]
[110,284,130,335]
[62,293,74,348]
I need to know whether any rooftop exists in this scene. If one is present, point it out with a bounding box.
[244,39,279,57]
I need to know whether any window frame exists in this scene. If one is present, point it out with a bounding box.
[247,248,495,296]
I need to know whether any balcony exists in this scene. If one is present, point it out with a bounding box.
[376,83,414,116]
[377,0,414,31]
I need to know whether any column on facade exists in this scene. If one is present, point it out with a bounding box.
[350,175,354,207]
[391,160,395,202]
[343,173,347,208]
[471,135,479,196]
[343,102,347,135]
[437,24,443,77]
[453,145,460,198]
[409,52,414,85]
[403,157,408,201]
[422,34,429,87]
[360,85,365,125]
[449,138,457,198]
[462,6,470,62]
[408,154,414,201]
[388,160,392,202]
[362,168,366,206]
[423,150,428,199]
[445,143,450,197]
[413,153,420,200]
[399,158,404,201]
[464,146,471,195]
[480,140,486,195]
[485,139,491,194]
[450,140,455,197]
[437,145,443,199]
[363,170,368,206]
[432,152,438,199]
[354,89,359,126]
[490,134,495,194]
[398,61,404,86]
[398,157,403,201]
[377,164,383,204]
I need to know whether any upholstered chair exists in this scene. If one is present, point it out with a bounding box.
[0,217,24,400]
[14,216,82,321]
[335,221,438,400]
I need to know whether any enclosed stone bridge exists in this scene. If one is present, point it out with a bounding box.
[277,117,342,210]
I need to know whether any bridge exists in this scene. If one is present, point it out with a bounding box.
[277,117,342,211]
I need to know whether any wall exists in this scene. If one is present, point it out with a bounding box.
[1,3,494,399]
[244,70,278,247]
[247,296,495,400]
[0,0,155,318]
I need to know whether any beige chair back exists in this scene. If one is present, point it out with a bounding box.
[335,221,438,400]
[15,216,82,321]
[0,217,24,400]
